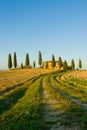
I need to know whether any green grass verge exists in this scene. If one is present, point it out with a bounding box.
[0,77,44,130]
[53,73,87,103]
[43,76,85,128]
[50,72,87,128]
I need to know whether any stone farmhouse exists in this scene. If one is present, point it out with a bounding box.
[43,61,63,69]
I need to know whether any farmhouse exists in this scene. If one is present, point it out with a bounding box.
[43,61,63,69]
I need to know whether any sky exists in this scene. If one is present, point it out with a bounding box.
[0,0,87,70]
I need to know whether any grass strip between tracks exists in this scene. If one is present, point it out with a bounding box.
[0,77,44,130]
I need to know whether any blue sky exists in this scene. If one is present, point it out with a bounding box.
[0,0,87,69]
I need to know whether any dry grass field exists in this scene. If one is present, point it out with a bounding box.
[61,70,87,80]
[0,68,56,92]
[0,69,87,130]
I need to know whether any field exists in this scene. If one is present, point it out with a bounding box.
[0,69,87,130]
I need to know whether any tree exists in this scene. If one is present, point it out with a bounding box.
[21,63,23,69]
[33,61,35,68]
[51,54,55,68]
[71,59,75,70]
[8,53,12,69]
[13,52,17,68]
[78,59,82,69]
[25,53,29,66]
[38,51,42,67]
[63,60,68,70]
[58,57,62,69]
[45,61,48,68]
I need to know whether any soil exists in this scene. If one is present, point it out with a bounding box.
[41,79,80,130]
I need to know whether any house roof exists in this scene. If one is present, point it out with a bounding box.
[43,61,59,63]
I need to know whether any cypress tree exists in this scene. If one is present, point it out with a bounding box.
[21,63,23,69]
[71,59,75,70]
[58,57,62,69]
[25,53,29,66]
[38,51,42,67]
[63,60,68,70]
[13,52,17,68]
[33,61,35,68]
[45,61,48,68]
[78,59,82,69]
[8,53,12,69]
[51,54,55,68]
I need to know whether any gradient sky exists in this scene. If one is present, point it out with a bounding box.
[0,0,87,69]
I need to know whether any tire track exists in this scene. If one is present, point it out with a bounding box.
[41,77,71,130]
[49,76,87,109]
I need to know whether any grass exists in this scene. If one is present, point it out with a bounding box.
[0,68,56,91]
[49,71,87,128]
[52,73,87,103]
[0,85,27,115]
[44,76,80,112]
[0,77,44,130]
[0,77,38,115]
[0,69,87,129]
[62,78,87,102]
[41,76,85,128]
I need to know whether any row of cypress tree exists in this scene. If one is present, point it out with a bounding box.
[8,51,42,69]
[51,54,82,70]
[8,51,82,70]
[8,52,17,69]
